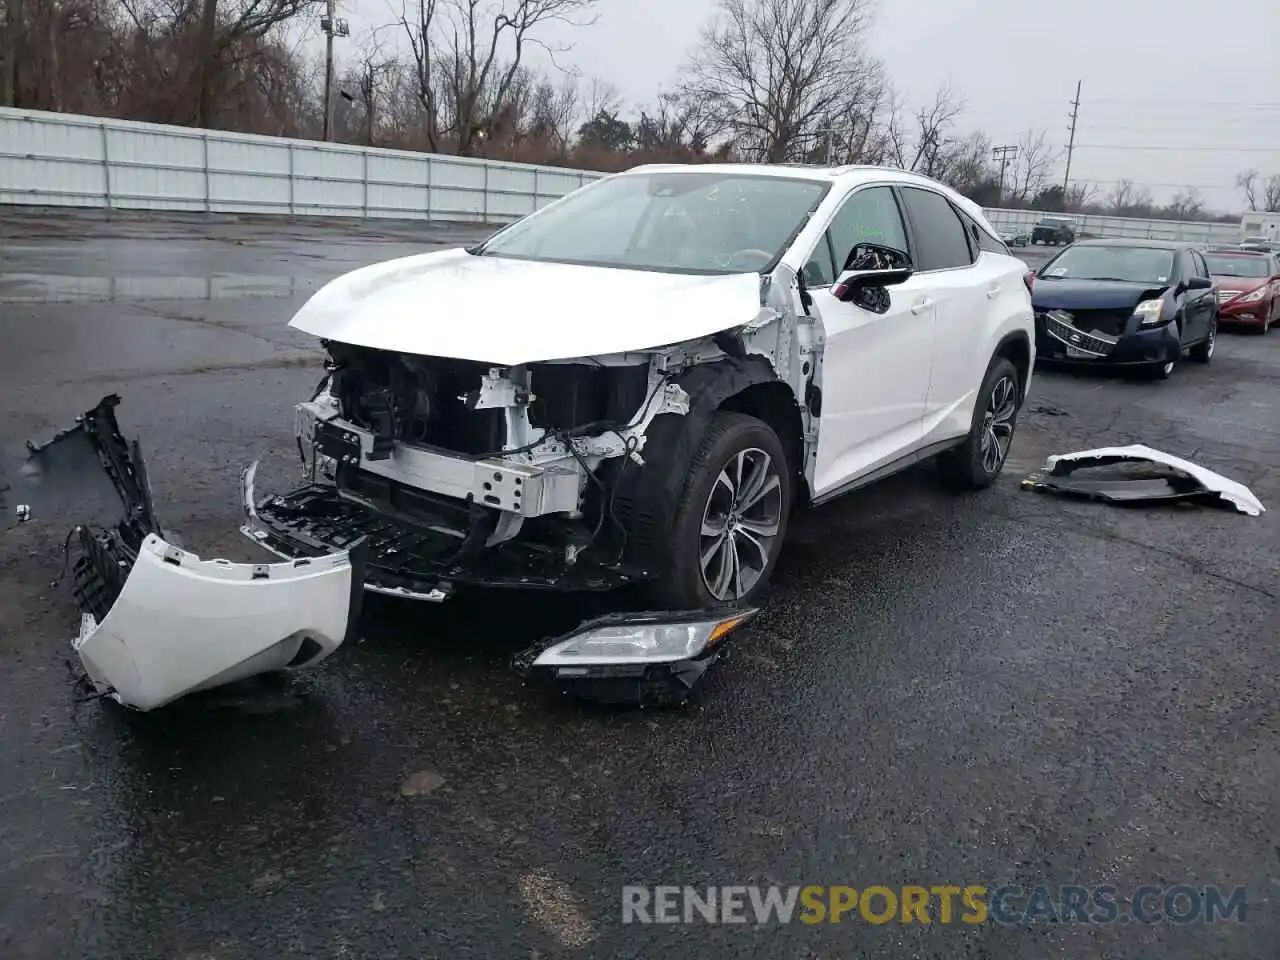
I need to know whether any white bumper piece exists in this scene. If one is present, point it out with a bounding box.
[74,533,360,711]
[1044,444,1266,517]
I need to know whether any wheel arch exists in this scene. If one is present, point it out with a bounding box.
[993,330,1032,400]
[606,356,806,572]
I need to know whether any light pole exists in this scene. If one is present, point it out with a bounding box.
[991,144,1018,207]
[321,1,350,141]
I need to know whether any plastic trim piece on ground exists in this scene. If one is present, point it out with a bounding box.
[1022,444,1265,516]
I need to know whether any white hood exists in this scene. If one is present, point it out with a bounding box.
[289,248,764,364]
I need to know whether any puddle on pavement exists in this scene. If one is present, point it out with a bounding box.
[0,273,326,304]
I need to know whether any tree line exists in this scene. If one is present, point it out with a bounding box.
[0,0,1245,222]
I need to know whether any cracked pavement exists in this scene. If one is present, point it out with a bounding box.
[0,212,1276,959]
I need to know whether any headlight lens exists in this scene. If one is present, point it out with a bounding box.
[1133,299,1166,326]
[1236,287,1267,303]
[533,610,757,667]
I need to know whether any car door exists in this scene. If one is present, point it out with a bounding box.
[1186,249,1214,341]
[803,184,934,498]
[896,186,993,443]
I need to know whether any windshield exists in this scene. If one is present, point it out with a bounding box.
[1205,254,1271,278]
[1040,245,1175,284]
[476,171,830,275]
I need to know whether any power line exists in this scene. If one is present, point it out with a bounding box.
[1072,144,1279,153]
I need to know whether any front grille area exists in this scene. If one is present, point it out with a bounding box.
[1042,311,1117,356]
[1062,308,1133,338]
[1216,290,1239,304]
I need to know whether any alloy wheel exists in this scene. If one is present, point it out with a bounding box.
[979,376,1017,475]
[699,448,784,602]
[1206,320,1217,358]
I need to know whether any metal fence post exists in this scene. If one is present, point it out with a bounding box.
[482,162,490,222]
[100,121,113,210]
[362,150,369,218]
[424,156,432,221]
[532,168,539,213]
[287,143,295,215]
[202,133,212,212]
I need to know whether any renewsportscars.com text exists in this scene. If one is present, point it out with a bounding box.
[621,884,1249,926]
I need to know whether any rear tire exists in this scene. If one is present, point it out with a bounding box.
[647,411,793,610]
[938,357,1021,491]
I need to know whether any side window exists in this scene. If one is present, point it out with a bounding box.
[803,236,836,287]
[802,185,907,286]
[959,210,1009,256]
[899,187,975,271]
[827,186,910,272]
[1192,251,1210,278]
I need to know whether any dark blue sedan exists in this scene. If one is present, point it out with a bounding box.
[1030,239,1218,379]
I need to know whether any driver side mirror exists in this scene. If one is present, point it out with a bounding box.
[1180,276,1213,293]
[832,242,913,303]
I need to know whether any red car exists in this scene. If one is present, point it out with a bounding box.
[1205,249,1280,333]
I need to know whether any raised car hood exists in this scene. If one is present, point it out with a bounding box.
[1032,278,1166,311]
[289,248,764,364]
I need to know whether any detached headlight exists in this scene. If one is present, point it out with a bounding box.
[1133,299,1166,326]
[1236,287,1267,303]
[533,610,757,668]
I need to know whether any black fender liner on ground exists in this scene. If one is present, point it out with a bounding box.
[607,356,781,575]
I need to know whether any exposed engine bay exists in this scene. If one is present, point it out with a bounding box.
[244,341,696,601]
[241,267,817,605]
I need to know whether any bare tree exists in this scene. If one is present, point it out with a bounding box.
[1107,178,1154,215]
[1265,174,1280,213]
[681,0,886,164]
[581,75,620,120]
[1008,127,1058,204]
[908,82,965,175]
[399,0,600,156]
[1167,187,1204,221]
[344,32,399,145]
[1235,169,1260,211]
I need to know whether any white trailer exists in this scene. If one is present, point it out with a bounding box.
[1239,212,1280,242]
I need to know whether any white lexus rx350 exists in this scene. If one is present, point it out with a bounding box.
[242,163,1036,614]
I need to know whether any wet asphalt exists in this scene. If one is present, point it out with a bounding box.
[0,211,1277,959]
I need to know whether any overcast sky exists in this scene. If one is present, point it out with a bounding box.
[331,0,1280,212]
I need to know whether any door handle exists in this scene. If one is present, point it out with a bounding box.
[911,297,933,315]
[986,284,1001,299]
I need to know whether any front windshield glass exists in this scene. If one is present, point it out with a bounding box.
[1040,245,1175,284]
[1205,254,1271,278]
[476,171,830,275]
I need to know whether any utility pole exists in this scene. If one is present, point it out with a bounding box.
[1062,80,1083,203]
[320,1,350,141]
[991,144,1018,206]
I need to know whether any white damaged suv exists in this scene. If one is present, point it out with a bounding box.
[242,164,1035,610]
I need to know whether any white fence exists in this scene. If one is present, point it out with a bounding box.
[0,106,1241,244]
[0,106,596,221]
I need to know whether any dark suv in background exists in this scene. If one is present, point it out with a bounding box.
[1032,216,1077,245]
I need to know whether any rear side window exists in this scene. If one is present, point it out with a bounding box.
[957,210,1008,256]
[900,187,975,271]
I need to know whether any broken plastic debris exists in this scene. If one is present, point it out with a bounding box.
[1022,444,1265,516]
[75,533,364,711]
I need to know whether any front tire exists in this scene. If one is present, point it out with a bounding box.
[648,411,792,610]
[1189,314,1217,363]
[938,357,1021,490]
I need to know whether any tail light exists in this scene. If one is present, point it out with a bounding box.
[1023,271,1035,295]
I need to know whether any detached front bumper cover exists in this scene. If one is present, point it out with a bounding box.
[1022,444,1265,516]
[8,395,366,711]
